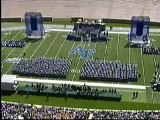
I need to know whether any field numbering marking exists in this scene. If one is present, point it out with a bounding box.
[5,43,31,74]
[1,30,22,63]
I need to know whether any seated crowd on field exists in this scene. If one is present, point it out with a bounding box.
[12,57,139,82]
[1,102,160,119]
[80,60,138,82]
[142,46,160,55]
[1,40,25,48]
[3,40,158,83]
[12,57,72,79]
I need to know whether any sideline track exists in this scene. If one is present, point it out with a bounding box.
[51,29,130,35]
[15,76,146,90]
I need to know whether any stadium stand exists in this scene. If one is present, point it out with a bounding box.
[1,102,160,119]
[12,57,72,79]
[91,110,160,119]
[142,46,160,55]
[67,19,108,42]
[1,40,25,48]
[80,60,138,82]
[17,83,121,101]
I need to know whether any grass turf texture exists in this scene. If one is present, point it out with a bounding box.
[1,30,160,110]
[2,93,160,110]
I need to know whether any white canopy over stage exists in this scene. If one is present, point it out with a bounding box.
[1,74,18,91]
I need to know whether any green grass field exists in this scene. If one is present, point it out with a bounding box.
[1,27,160,110]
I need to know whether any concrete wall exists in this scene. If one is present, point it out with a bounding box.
[2,0,160,22]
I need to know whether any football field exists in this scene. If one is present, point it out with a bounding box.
[1,29,160,109]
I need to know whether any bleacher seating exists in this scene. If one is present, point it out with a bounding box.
[12,57,72,79]
[2,102,160,119]
[80,60,138,82]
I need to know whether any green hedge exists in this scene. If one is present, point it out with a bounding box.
[2,17,159,27]
[150,22,160,26]
[52,18,70,22]
[102,18,131,24]
[102,18,160,26]
[21,17,52,22]
[42,17,52,22]
[1,17,22,22]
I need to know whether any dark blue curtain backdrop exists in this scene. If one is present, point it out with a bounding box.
[30,17,38,30]
[136,21,144,36]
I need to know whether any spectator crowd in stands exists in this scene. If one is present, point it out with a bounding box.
[1,102,89,119]
[80,60,138,82]
[92,110,160,119]
[12,57,72,79]
[1,40,25,48]
[142,46,160,55]
[1,102,160,119]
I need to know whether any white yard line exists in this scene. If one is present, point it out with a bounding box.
[117,34,120,60]
[1,31,22,63]
[150,34,160,36]
[55,34,66,58]
[92,42,97,60]
[30,35,48,59]
[5,43,31,74]
[1,33,8,41]
[71,42,86,81]
[129,43,131,64]
[104,42,108,61]
[67,42,76,58]
[140,48,146,85]
[152,92,154,104]
[43,32,60,58]
[1,33,9,50]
